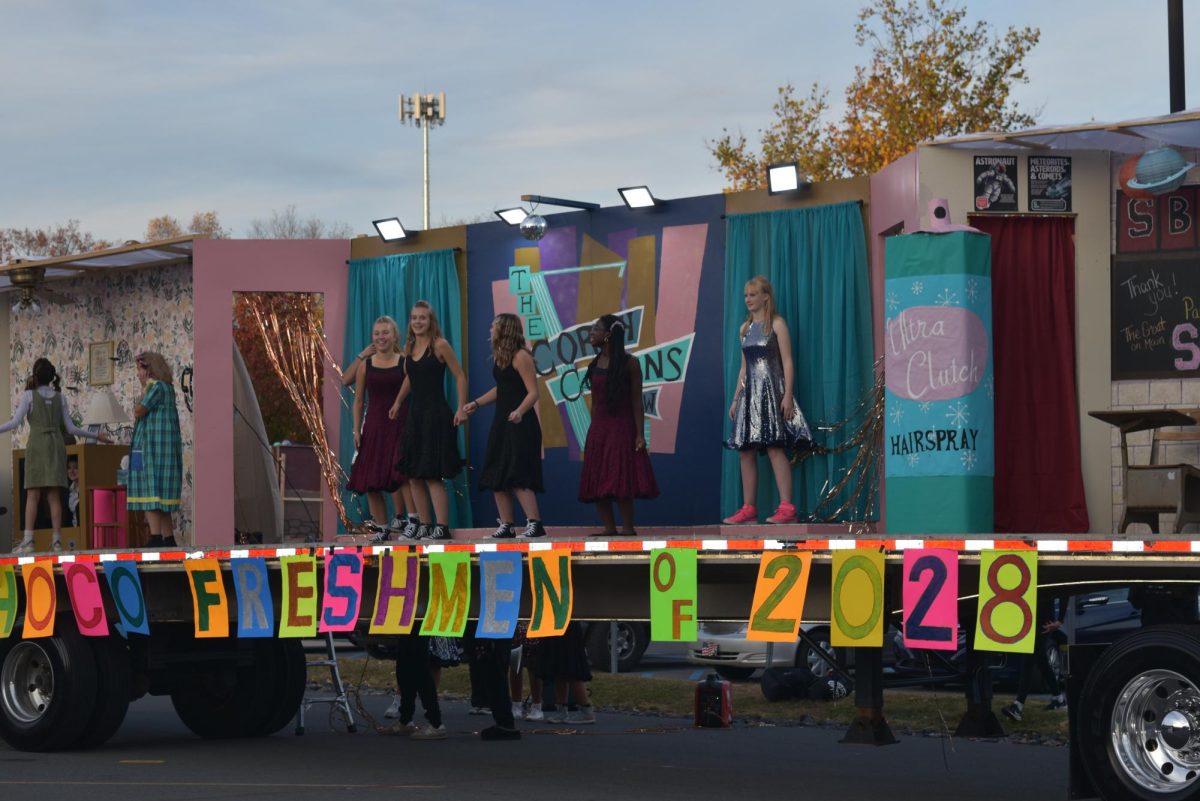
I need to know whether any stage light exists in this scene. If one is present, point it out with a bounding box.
[372,217,409,242]
[495,208,528,226]
[618,186,657,209]
[767,162,800,194]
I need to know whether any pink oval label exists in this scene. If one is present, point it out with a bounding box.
[885,306,988,401]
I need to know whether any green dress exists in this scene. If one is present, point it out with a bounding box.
[128,379,182,512]
[25,391,68,489]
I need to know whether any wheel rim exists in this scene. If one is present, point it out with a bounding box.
[1111,668,1200,793]
[805,638,836,674]
[1,641,55,725]
[613,625,633,660]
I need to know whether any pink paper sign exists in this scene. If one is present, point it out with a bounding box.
[885,306,989,401]
[65,562,109,637]
[902,549,958,651]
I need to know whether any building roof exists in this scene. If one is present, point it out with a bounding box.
[0,236,195,290]
[926,109,1200,154]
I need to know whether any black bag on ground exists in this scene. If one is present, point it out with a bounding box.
[761,667,851,702]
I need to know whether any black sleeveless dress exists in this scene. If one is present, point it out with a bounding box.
[478,362,543,492]
[397,348,463,480]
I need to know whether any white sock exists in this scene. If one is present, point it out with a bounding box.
[51,530,61,542]
[1013,700,1024,710]
[20,530,33,544]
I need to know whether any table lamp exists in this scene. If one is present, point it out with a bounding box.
[82,388,131,438]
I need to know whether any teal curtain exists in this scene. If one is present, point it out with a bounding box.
[339,249,472,530]
[722,201,875,522]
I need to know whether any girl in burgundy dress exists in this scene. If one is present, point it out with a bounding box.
[578,314,658,536]
[346,316,416,537]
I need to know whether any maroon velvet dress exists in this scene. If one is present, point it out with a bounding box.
[347,357,407,493]
[578,366,659,502]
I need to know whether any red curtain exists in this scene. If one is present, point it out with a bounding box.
[971,216,1089,533]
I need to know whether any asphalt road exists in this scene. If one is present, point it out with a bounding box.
[0,693,1069,800]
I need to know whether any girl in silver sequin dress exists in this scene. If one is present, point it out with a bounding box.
[724,276,812,524]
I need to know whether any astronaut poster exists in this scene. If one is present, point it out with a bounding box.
[972,155,1018,212]
[1028,156,1072,212]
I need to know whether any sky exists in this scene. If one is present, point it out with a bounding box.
[2,0,1198,243]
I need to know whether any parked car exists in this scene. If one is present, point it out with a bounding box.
[689,588,1147,684]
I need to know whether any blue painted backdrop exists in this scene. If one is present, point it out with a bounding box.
[463,195,726,527]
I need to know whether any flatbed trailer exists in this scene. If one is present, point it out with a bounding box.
[2,534,1199,801]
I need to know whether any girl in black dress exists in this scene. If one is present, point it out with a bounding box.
[463,313,544,539]
[387,301,468,540]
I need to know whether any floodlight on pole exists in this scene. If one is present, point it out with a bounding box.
[618,185,658,209]
[373,217,410,242]
[766,162,811,195]
[399,92,447,229]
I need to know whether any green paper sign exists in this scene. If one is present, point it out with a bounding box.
[974,550,1037,653]
[649,548,697,641]
[420,552,471,637]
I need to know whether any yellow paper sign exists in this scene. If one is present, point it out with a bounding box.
[974,550,1037,653]
[369,551,420,634]
[279,555,318,638]
[747,552,812,642]
[830,549,885,647]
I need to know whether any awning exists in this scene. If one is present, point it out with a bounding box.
[0,236,196,290]
[925,109,1200,154]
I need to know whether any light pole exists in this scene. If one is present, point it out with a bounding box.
[398,92,446,230]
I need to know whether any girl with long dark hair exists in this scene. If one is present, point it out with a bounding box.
[577,313,658,536]
[463,312,545,539]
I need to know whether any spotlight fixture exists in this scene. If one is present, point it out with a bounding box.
[372,217,410,242]
[766,162,811,195]
[495,207,529,226]
[618,185,658,209]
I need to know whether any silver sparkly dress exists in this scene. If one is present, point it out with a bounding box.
[725,320,813,451]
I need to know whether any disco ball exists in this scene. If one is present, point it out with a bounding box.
[519,214,548,241]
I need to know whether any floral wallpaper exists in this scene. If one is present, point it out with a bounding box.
[8,265,195,540]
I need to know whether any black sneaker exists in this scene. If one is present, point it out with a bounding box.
[1044,695,1067,711]
[386,515,406,533]
[427,524,452,541]
[413,524,432,540]
[369,527,392,543]
[480,725,521,741]
[401,519,420,540]
[1001,702,1023,722]
[491,520,515,539]
[518,520,546,538]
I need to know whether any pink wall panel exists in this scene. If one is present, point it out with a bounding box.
[192,239,350,546]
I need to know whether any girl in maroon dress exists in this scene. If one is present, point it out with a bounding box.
[578,314,658,536]
[346,316,415,537]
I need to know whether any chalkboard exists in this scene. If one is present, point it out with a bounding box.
[1112,254,1200,379]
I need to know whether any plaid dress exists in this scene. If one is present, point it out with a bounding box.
[128,379,182,512]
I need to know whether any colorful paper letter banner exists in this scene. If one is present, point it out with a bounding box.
[830,549,885,647]
[650,548,698,642]
[22,562,56,638]
[231,558,275,638]
[421,552,471,637]
[279,555,318,638]
[65,562,108,637]
[476,552,522,639]
[104,562,150,637]
[370,551,420,634]
[902,549,958,651]
[185,559,230,638]
[747,552,812,642]
[0,565,17,638]
[527,550,572,637]
[974,550,1037,654]
[320,551,364,633]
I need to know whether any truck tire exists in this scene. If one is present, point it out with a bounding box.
[258,639,306,736]
[1078,626,1200,801]
[585,621,649,673]
[170,640,276,739]
[72,636,132,749]
[0,622,100,751]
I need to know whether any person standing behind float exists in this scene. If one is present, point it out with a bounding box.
[388,301,468,541]
[723,275,812,525]
[129,351,183,547]
[0,358,110,554]
[463,312,545,539]
[578,314,658,536]
[345,316,418,540]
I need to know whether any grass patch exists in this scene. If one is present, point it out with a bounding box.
[319,657,1068,742]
